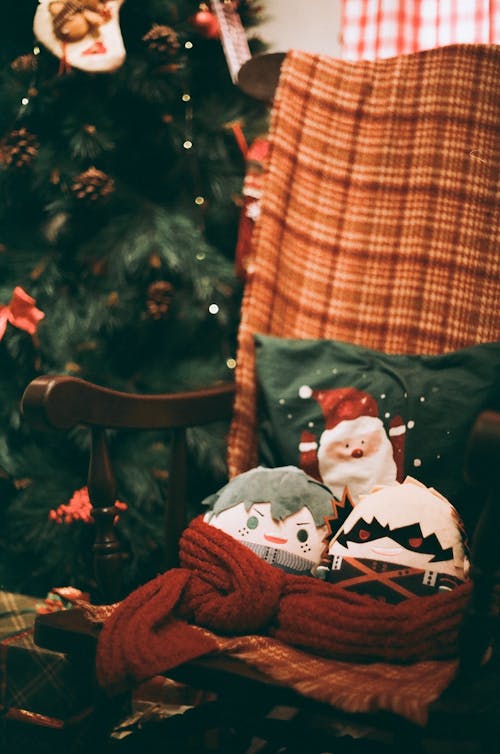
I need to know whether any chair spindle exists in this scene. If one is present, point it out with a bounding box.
[89,426,125,603]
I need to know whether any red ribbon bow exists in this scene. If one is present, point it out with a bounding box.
[0,286,45,340]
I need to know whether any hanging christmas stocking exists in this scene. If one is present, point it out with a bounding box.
[33,0,126,73]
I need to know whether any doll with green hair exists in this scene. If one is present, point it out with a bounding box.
[203,465,349,576]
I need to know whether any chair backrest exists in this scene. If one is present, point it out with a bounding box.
[228,44,500,478]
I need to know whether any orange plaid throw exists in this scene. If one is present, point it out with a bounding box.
[228,44,500,477]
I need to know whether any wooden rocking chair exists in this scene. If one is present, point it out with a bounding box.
[21,43,500,753]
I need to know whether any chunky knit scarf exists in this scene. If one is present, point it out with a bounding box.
[96,515,471,691]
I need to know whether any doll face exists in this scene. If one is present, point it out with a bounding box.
[206,502,327,562]
[329,515,455,571]
[325,479,469,584]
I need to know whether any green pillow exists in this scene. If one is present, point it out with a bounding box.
[255,335,500,530]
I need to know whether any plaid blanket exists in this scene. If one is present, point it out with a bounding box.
[0,591,93,728]
[228,44,500,478]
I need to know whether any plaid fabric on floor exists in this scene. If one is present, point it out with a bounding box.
[227,43,500,478]
[0,591,93,728]
[340,0,500,60]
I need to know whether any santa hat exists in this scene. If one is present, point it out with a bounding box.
[312,387,379,430]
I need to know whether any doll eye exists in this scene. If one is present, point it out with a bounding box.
[296,529,309,543]
[246,516,259,530]
[358,529,371,541]
[408,537,423,548]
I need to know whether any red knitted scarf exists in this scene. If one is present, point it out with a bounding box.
[96,515,471,691]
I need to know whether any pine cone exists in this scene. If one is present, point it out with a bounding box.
[142,24,180,58]
[1,127,39,168]
[11,53,38,74]
[146,280,174,320]
[70,166,114,201]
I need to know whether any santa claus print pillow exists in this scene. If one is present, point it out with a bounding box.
[254,334,500,527]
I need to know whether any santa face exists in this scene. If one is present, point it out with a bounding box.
[205,502,327,562]
[317,416,397,500]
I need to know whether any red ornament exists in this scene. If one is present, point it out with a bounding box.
[190,9,220,39]
[0,286,45,340]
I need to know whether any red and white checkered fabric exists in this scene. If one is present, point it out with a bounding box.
[341,0,500,59]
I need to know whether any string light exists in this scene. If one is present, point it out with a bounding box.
[208,303,220,315]
[181,33,208,225]
[196,252,206,261]
[15,43,41,116]
[226,358,237,369]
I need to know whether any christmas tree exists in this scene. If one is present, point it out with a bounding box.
[0,0,268,596]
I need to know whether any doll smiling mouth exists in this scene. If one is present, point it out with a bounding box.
[371,546,403,556]
[264,534,288,545]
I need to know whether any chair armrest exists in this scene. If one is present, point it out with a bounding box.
[21,376,236,602]
[21,375,235,431]
[464,410,500,489]
[34,607,100,655]
[460,410,500,674]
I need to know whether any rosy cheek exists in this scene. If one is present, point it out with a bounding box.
[365,432,383,454]
[325,443,349,460]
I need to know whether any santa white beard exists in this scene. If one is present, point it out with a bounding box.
[317,419,397,501]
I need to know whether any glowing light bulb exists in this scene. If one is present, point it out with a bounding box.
[183,140,193,149]
[208,303,219,315]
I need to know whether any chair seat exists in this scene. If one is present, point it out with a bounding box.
[33,603,500,749]
[33,607,295,693]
